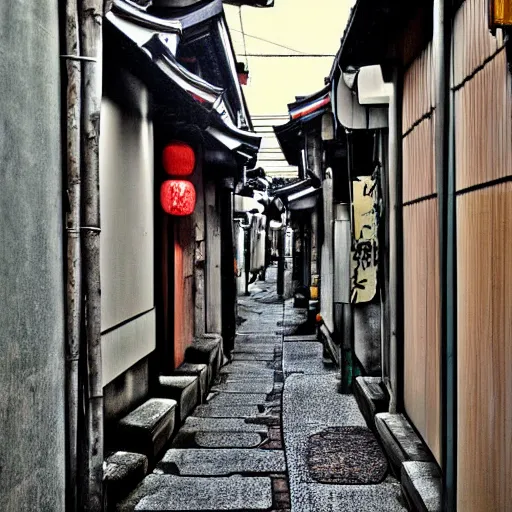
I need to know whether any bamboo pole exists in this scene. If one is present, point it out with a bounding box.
[79,0,104,510]
[64,0,82,510]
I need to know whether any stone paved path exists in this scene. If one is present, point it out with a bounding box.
[119,267,406,511]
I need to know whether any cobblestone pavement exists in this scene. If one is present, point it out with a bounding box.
[119,267,406,511]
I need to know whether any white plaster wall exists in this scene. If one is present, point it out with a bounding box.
[99,80,155,384]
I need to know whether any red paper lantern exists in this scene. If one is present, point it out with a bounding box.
[162,141,195,176]
[160,180,196,216]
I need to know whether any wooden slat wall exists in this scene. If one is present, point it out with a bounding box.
[456,184,512,510]
[402,42,434,134]
[455,49,512,190]
[402,115,436,203]
[401,41,441,464]
[454,1,512,507]
[403,200,441,462]
[452,0,504,88]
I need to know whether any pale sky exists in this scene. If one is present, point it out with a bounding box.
[225,0,355,115]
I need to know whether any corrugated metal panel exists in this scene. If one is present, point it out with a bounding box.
[453,0,505,88]
[455,49,512,190]
[457,183,512,510]
[403,199,441,463]
[402,115,436,202]
[402,42,435,134]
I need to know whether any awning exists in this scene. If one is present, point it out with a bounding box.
[272,118,302,166]
[272,178,311,199]
[273,86,332,166]
[287,186,320,211]
[105,0,261,165]
[271,178,320,211]
[288,86,331,122]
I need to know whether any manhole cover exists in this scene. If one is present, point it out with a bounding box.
[307,426,388,484]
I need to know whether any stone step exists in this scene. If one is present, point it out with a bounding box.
[171,363,209,401]
[155,448,286,476]
[401,461,442,512]
[157,376,200,423]
[118,474,272,511]
[117,398,177,464]
[185,336,222,377]
[375,413,433,477]
[353,376,389,432]
[104,451,148,505]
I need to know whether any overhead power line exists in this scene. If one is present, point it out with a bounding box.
[239,54,336,58]
[238,7,249,67]
[230,28,306,55]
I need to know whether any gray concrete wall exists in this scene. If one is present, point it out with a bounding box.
[0,2,65,511]
[354,303,382,375]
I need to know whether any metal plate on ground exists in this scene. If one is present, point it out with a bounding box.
[307,426,388,485]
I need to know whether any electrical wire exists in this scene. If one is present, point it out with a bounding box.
[238,7,249,67]
[230,28,306,55]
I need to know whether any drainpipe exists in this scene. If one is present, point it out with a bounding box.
[387,69,402,414]
[434,0,456,509]
[63,0,82,509]
[79,1,104,510]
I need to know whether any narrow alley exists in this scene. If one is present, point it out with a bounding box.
[115,267,404,511]
[3,0,512,511]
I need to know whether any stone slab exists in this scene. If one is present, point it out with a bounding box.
[220,361,274,375]
[232,343,276,354]
[171,430,263,449]
[158,376,200,422]
[206,392,269,406]
[194,404,260,418]
[180,416,267,434]
[117,399,177,462]
[155,448,286,476]
[375,413,432,476]
[211,380,274,394]
[401,461,442,512]
[194,432,263,448]
[232,353,275,361]
[119,474,272,511]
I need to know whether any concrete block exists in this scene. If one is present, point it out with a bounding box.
[104,451,148,504]
[375,413,432,477]
[172,363,209,401]
[117,398,177,463]
[401,461,442,512]
[353,376,388,431]
[158,376,200,422]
